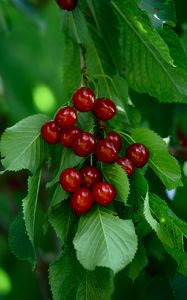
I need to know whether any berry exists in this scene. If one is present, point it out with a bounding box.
[80,166,102,189]
[60,126,81,148]
[93,98,116,121]
[72,87,95,112]
[55,106,77,129]
[70,187,93,216]
[116,156,135,176]
[95,139,118,163]
[93,182,116,206]
[56,0,77,10]
[72,132,96,157]
[126,143,149,168]
[107,131,122,152]
[60,168,81,193]
[41,120,61,144]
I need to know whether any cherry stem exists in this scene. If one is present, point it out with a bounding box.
[118,131,135,144]
[79,43,89,86]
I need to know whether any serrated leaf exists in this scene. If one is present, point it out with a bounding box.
[22,170,41,248]
[102,163,130,203]
[131,128,182,189]
[112,0,187,103]
[50,184,69,208]
[73,206,138,274]
[0,114,49,173]
[144,192,187,276]
[49,246,114,300]
[8,213,35,265]
[48,201,77,246]
[47,148,84,189]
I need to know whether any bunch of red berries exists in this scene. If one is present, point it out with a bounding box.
[41,86,149,216]
[59,166,116,216]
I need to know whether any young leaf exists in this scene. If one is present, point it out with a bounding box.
[22,169,41,248]
[73,206,138,274]
[102,163,130,204]
[111,0,187,104]
[131,128,182,189]
[49,246,114,300]
[144,192,187,276]
[47,148,84,188]
[8,213,35,265]
[0,114,49,173]
[48,201,77,246]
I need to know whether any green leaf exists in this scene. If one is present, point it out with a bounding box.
[144,192,187,276]
[22,169,41,248]
[8,213,35,265]
[139,0,176,28]
[73,206,138,274]
[131,128,182,189]
[111,0,187,103]
[49,246,114,300]
[61,36,82,102]
[126,243,148,281]
[48,201,77,246]
[47,148,84,188]
[87,0,121,71]
[102,163,130,204]
[50,184,69,208]
[0,114,49,173]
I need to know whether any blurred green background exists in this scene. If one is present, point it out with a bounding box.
[1,0,187,299]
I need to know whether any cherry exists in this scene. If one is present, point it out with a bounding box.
[116,156,135,176]
[92,182,116,206]
[60,168,82,193]
[56,0,77,11]
[72,132,96,157]
[95,139,118,163]
[41,120,61,144]
[55,106,77,129]
[93,98,116,121]
[107,131,122,152]
[72,87,95,112]
[80,166,102,189]
[176,128,187,147]
[60,126,81,148]
[126,143,149,168]
[70,187,93,216]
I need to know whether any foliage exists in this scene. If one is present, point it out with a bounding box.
[1,0,187,299]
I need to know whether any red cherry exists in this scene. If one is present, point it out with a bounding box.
[70,187,93,216]
[55,106,77,129]
[60,168,82,193]
[41,120,61,144]
[72,87,95,112]
[126,143,149,168]
[60,126,81,148]
[72,132,96,157]
[56,0,77,10]
[107,131,122,152]
[80,166,102,189]
[116,156,135,176]
[93,98,116,121]
[95,139,118,163]
[92,182,116,205]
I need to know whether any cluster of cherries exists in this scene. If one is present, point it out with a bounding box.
[41,86,149,215]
